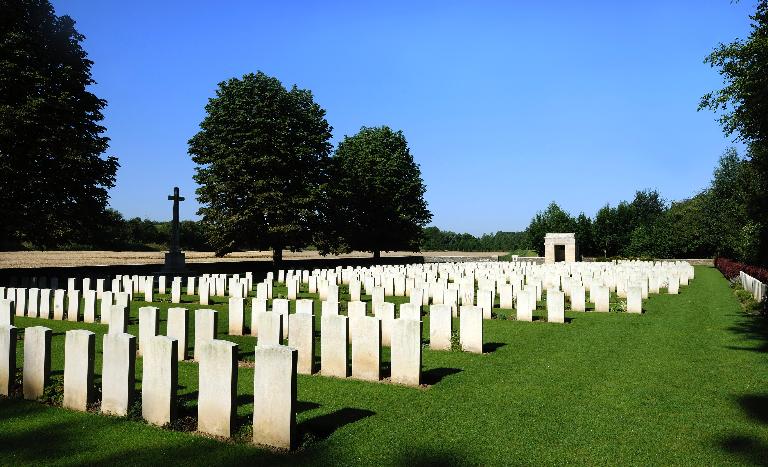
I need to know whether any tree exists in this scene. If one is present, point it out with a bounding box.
[0,0,119,249]
[525,202,576,256]
[329,126,431,258]
[188,72,333,262]
[700,0,768,265]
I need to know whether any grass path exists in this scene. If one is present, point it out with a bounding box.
[1,266,767,465]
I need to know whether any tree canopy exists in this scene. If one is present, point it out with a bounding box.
[700,0,768,265]
[329,126,432,257]
[188,71,333,261]
[0,0,119,249]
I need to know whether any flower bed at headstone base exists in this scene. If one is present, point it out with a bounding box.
[714,257,768,284]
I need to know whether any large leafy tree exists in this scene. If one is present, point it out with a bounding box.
[700,0,768,264]
[188,72,333,261]
[329,126,431,258]
[0,0,118,249]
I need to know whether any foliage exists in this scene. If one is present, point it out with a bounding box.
[421,227,531,252]
[328,126,431,257]
[700,0,768,265]
[188,71,333,260]
[525,202,577,256]
[0,0,119,250]
[715,256,768,284]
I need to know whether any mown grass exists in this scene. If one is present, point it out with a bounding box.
[1,266,767,465]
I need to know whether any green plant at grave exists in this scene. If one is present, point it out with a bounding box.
[450,329,461,351]
[610,299,627,313]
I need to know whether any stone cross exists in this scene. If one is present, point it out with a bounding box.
[167,187,185,254]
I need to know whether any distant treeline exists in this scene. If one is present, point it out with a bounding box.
[420,228,532,253]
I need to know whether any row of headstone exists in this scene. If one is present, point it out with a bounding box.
[0,324,299,449]
[0,287,131,325]
[740,271,767,302]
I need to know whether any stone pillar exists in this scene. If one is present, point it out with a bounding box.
[320,314,348,378]
[83,290,97,323]
[194,309,218,361]
[138,306,159,356]
[255,312,282,346]
[101,332,136,416]
[351,315,381,381]
[252,345,297,450]
[547,290,565,323]
[0,325,17,396]
[373,302,395,347]
[0,299,13,326]
[627,286,642,313]
[459,306,483,353]
[167,307,189,360]
[142,336,178,426]
[66,289,80,322]
[429,304,452,350]
[198,340,238,438]
[100,291,113,323]
[288,313,314,374]
[544,242,555,264]
[109,305,129,334]
[391,318,421,386]
[228,297,244,336]
[23,326,51,400]
[571,285,586,312]
[63,329,95,411]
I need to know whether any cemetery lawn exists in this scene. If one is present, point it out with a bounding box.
[2,266,768,465]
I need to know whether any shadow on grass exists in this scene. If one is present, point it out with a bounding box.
[726,311,768,354]
[394,446,472,466]
[421,367,461,385]
[483,342,506,353]
[299,407,375,442]
[736,394,768,425]
[718,435,768,466]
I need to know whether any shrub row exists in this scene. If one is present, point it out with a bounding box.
[715,257,768,284]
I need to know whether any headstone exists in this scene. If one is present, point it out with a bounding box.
[295,299,313,315]
[171,280,181,304]
[109,305,129,334]
[144,277,154,303]
[351,315,381,381]
[255,312,282,346]
[321,314,348,378]
[459,306,483,353]
[252,345,297,450]
[228,297,245,336]
[100,291,113,323]
[23,326,51,400]
[138,306,160,356]
[429,304,452,350]
[627,286,642,313]
[374,302,395,347]
[186,277,196,296]
[571,285,586,312]
[0,299,13,326]
[668,275,680,294]
[288,313,314,375]
[391,319,421,386]
[167,307,189,360]
[63,330,95,411]
[199,279,209,305]
[39,289,51,319]
[194,309,218,361]
[27,288,39,318]
[547,290,565,323]
[272,299,289,339]
[142,336,178,426]
[83,290,97,323]
[594,285,610,312]
[66,289,80,322]
[101,333,136,416]
[499,284,514,309]
[477,289,494,319]
[321,300,339,317]
[198,340,238,438]
[15,288,26,317]
[251,298,267,337]
[399,303,421,321]
[0,325,17,396]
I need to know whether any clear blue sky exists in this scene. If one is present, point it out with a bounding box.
[54,0,753,235]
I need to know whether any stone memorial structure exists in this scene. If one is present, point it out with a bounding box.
[544,233,578,264]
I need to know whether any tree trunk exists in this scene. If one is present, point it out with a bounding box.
[273,247,283,265]
[373,250,381,260]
